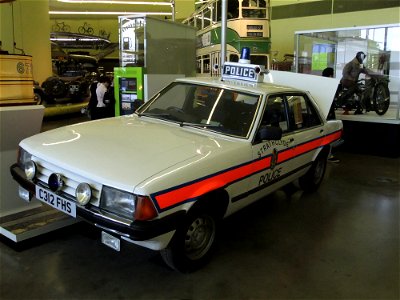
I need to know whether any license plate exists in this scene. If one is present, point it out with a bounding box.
[35,186,76,217]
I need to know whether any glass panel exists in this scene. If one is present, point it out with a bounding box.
[367,28,386,72]
[203,55,210,73]
[386,27,400,98]
[119,17,145,67]
[204,9,211,28]
[229,54,239,62]
[295,25,400,119]
[228,0,239,19]
[196,56,202,73]
[195,14,202,30]
[212,1,218,23]
[250,55,268,66]
[242,9,266,18]
[387,27,400,51]
[216,0,221,22]
[259,0,267,8]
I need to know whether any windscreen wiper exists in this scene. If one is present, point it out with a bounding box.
[137,112,171,118]
[179,122,223,128]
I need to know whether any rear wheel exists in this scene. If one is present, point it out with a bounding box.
[373,83,390,115]
[299,151,328,193]
[161,206,218,273]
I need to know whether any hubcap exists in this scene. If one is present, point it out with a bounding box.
[184,215,215,260]
[313,159,325,185]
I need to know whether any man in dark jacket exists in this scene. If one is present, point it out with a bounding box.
[339,51,368,114]
[341,51,367,88]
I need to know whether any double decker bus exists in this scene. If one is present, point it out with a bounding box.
[182,0,271,76]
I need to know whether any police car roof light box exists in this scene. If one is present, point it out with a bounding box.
[222,48,265,83]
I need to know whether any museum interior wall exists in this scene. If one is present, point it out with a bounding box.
[0,0,52,84]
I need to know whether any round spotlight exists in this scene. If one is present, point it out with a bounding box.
[48,173,64,193]
[76,183,92,206]
[24,160,37,180]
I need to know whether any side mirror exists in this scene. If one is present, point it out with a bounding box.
[257,125,282,141]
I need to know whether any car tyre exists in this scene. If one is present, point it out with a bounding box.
[160,205,218,273]
[299,151,327,193]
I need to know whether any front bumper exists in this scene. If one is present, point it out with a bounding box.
[10,163,185,241]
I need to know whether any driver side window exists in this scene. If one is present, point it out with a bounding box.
[261,95,288,133]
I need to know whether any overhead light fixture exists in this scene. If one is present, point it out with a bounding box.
[49,11,172,15]
[57,0,172,5]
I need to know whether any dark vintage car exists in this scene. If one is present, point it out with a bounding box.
[35,53,98,104]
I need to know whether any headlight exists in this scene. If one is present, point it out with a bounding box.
[100,186,135,220]
[18,147,32,168]
[24,160,37,180]
[76,183,92,206]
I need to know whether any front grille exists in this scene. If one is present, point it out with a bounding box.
[32,156,102,206]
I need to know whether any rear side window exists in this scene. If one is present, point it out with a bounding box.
[285,94,322,131]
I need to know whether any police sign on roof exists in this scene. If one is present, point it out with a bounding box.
[222,62,265,82]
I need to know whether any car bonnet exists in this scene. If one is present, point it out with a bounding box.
[19,115,227,192]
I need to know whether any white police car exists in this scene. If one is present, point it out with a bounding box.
[10,56,342,272]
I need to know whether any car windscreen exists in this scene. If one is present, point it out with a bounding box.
[137,82,261,138]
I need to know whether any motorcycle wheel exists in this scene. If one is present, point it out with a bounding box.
[373,83,390,115]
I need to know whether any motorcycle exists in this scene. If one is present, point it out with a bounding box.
[334,73,390,115]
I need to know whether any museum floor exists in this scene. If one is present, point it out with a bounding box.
[1,114,399,300]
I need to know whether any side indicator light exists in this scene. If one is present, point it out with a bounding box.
[134,196,158,221]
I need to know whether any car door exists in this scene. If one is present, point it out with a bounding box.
[278,93,324,182]
[247,92,324,201]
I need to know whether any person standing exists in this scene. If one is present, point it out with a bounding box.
[92,76,111,120]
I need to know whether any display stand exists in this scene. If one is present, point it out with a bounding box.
[0,105,76,241]
[114,16,196,116]
[336,107,400,157]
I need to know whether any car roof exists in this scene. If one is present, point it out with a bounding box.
[175,76,300,95]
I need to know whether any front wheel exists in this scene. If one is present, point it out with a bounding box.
[299,151,328,193]
[160,207,218,273]
[33,92,43,105]
[373,83,390,115]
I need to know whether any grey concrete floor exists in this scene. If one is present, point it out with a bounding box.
[1,114,399,300]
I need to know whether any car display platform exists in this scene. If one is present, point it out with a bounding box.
[336,106,400,157]
[44,101,88,117]
[0,204,77,242]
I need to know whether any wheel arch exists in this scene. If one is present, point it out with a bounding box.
[313,144,330,161]
[188,188,230,219]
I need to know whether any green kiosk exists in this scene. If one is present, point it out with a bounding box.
[114,16,196,116]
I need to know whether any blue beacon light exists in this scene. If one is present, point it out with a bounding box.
[239,47,251,64]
